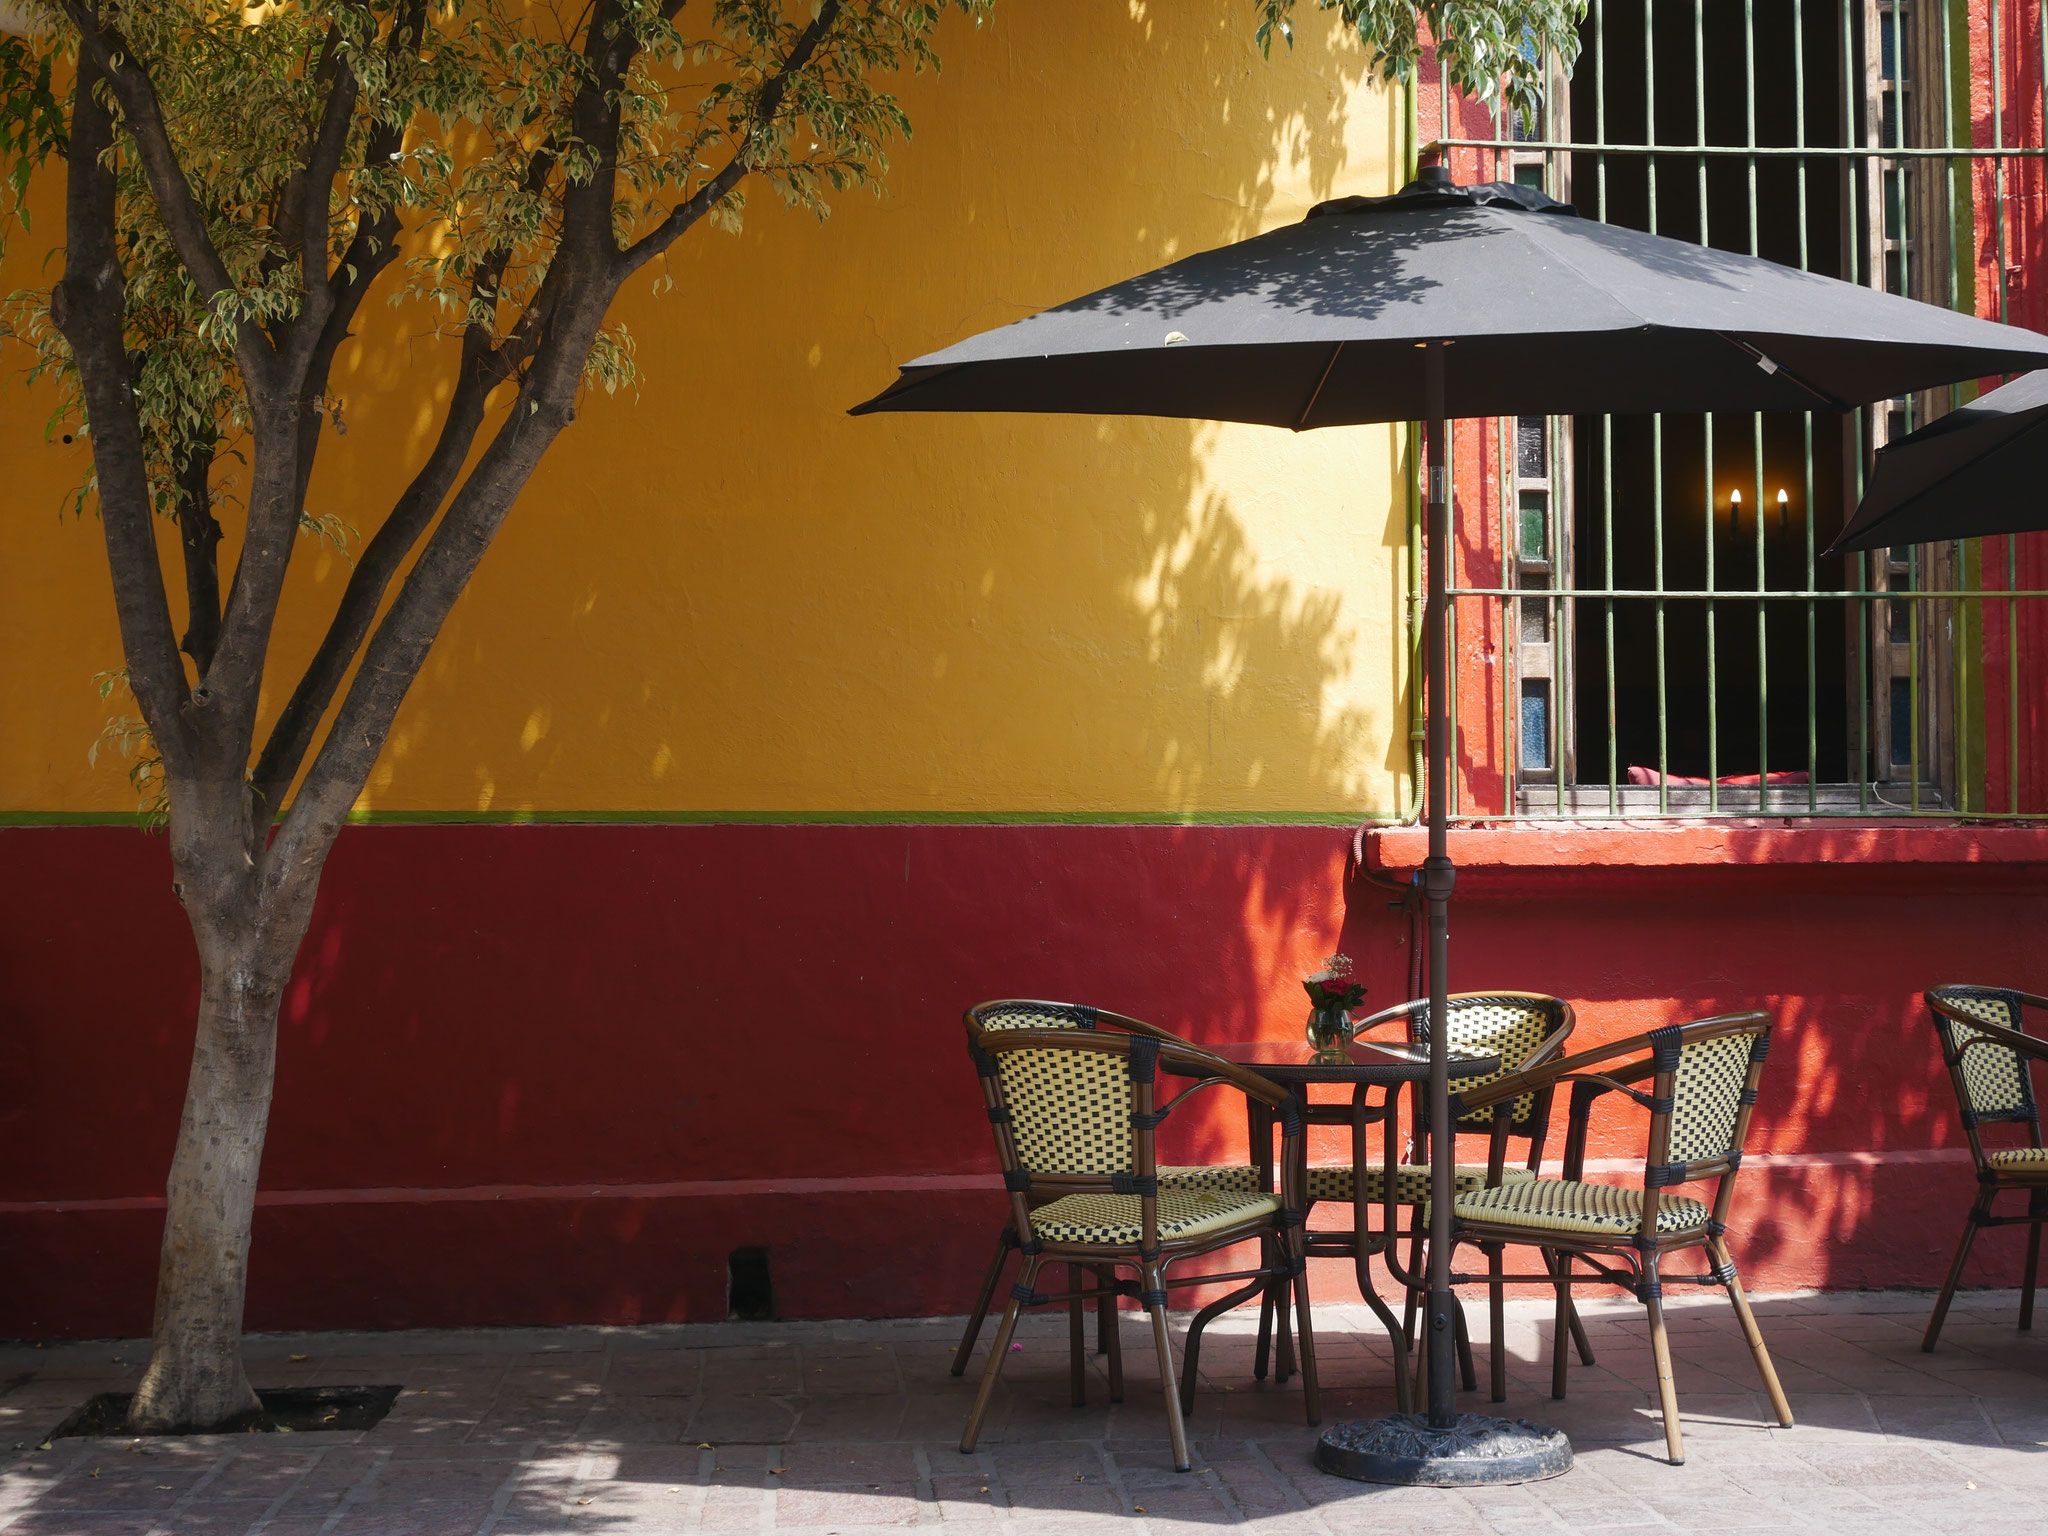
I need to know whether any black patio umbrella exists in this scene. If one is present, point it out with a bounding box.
[854,167,2048,1480]
[1830,370,2048,553]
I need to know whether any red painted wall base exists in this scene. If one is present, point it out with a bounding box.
[3,822,2041,1338]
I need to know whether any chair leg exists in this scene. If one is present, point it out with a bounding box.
[1642,1268,1685,1466]
[1488,1243,1508,1404]
[1710,1236,1792,1428]
[2023,1192,2045,1332]
[961,1254,1039,1453]
[1096,1264,1113,1354]
[1069,1263,1087,1407]
[1253,1236,1276,1381]
[1549,1250,1573,1400]
[1274,1273,1296,1384]
[1453,1292,1478,1392]
[951,1225,1017,1377]
[1097,1266,1124,1402]
[1565,1281,1597,1366]
[1924,1189,1992,1353]
[1289,1234,1321,1427]
[1143,1262,1193,1473]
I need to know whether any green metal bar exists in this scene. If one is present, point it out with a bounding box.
[1892,0,1914,811]
[1605,415,1617,814]
[1598,1,1616,817]
[1498,395,1512,819]
[1747,2,1769,806]
[1755,420,1768,801]
[1994,0,2010,326]
[2012,535,2022,814]
[1939,0,1964,811]
[1551,427,1564,813]
[1796,0,1817,814]
[1501,418,1514,818]
[1890,0,1910,313]
[1409,420,1426,819]
[1639,430,1668,820]
[1845,0,1869,814]
[1699,0,1717,812]
[1910,543,1922,811]
[1448,418,1460,819]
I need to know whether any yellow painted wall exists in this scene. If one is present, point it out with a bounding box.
[0,3,1410,821]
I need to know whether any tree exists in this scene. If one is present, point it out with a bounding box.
[0,0,1581,1435]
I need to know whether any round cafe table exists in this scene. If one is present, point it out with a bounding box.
[1206,1038,1500,1413]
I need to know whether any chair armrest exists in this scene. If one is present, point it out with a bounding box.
[1449,1028,1661,1115]
[1156,1042,1295,1115]
[1953,1015,2048,1065]
[1349,999,1420,1037]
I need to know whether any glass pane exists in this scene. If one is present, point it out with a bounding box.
[1890,677,1912,766]
[1520,596,1550,644]
[1520,680,1552,770]
[1516,415,1546,479]
[1519,491,1549,563]
[1512,161,1544,189]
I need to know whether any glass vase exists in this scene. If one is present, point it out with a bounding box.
[1305,1005,1354,1063]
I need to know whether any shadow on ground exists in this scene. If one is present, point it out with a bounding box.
[3,1289,2047,1533]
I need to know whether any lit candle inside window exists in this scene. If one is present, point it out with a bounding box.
[1729,487,1742,531]
[1776,488,1788,531]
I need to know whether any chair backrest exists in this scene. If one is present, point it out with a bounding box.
[1639,1014,1773,1215]
[1368,992,1573,1139]
[964,1022,1300,1252]
[1926,986,2042,1153]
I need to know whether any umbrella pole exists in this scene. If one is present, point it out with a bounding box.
[1421,343,1458,1431]
[1314,343,1570,1485]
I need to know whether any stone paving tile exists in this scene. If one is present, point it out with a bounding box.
[6,1292,2048,1532]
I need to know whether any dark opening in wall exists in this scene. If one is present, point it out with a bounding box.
[727,1246,774,1321]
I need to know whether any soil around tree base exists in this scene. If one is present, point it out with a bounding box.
[49,1385,403,1438]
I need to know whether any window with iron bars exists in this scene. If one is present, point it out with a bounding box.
[1436,0,2048,820]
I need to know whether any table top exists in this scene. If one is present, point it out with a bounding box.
[1210,1039,1501,1085]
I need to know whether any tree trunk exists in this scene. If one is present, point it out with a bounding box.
[125,876,306,1432]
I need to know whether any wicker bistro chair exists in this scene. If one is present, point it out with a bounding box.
[1440,1012,1793,1466]
[1255,992,1589,1401]
[1921,985,2048,1351]
[950,1001,1263,1379]
[960,1024,1316,1473]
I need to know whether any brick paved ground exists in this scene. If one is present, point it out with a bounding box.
[4,1289,2046,1535]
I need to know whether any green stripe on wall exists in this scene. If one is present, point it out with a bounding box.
[0,808,1398,829]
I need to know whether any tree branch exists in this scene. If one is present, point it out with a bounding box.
[615,0,843,280]
[252,140,560,811]
[278,18,359,294]
[264,305,602,885]
[59,1,274,387]
[174,429,223,675]
[48,50,193,764]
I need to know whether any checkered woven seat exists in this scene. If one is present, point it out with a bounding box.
[1986,1147,2048,1171]
[1447,1176,1712,1238]
[1307,1162,1538,1205]
[1029,1186,1281,1246]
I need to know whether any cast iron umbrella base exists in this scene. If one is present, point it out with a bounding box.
[1316,1413,1574,1487]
